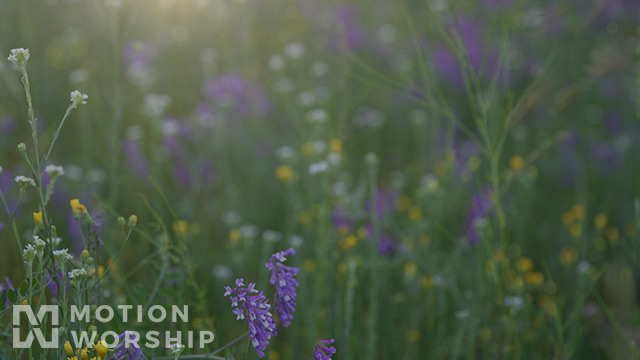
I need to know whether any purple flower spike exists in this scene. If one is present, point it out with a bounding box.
[224,278,276,358]
[265,248,299,327]
[313,339,336,360]
[113,331,147,360]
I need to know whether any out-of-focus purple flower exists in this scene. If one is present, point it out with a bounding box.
[224,278,276,358]
[123,139,150,181]
[332,208,353,233]
[604,111,624,136]
[0,222,4,233]
[335,5,367,50]
[365,222,398,255]
[464,188,492,245]
[313,339,336,360]
[203,73,271,118]
[1,169,14,194]
[113,331,147,360]
[123,42,157,83]
[366,187,398,220]
[46,271,67,298]
[1,277,14,307]
[265,248,299,327]
[1,114,18,134]
[590,143,622,175]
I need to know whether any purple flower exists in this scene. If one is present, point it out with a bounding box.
[203,73,271,118]
[0,222,4,233]
[224,278,276,358]
[113,331,147,360]
[464,189,492,245]
[313,339,336,360]
[45,271,67,298]
[123,139,150,181]
[265,248,299,327]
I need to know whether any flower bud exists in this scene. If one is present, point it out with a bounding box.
[128,215,138,227]
[117,216,126,226]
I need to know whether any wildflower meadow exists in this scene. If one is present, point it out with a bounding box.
[0,0,639,359]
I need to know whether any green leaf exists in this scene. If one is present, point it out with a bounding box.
[19,281,28,297]
[7,289,16,304]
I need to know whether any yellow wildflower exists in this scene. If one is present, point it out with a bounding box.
[559,247,577,265]
[606,227,619,242]
[173,220,189,235]
[408,206,422,221]
[229,228,241,242]
[329,139,342,153]
[404,262,418,276]
[33,212,43,228]
[516,257,533,273]
[594,213,608,229]
[340,235,358,250]
[64,340,74,356]
[525,272,544,286]
[275,165,293,182]
[509,156,524,171]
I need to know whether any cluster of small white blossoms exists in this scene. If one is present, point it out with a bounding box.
[7,48,30,67]
[169,343,185,355]
[53,248,73,263]
[68,268,87,281]
[14,175,35,188]
[45,164,65,178]
[23,244,36,263]
[70,90,88,108]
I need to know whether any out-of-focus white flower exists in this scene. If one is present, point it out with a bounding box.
[239,224,259,238]
[313,140,327,153]
[305,108,328,124]
[143,93,171,117]
[161,119,179,136]
[7,48,30,67]
[274,78,294,93]
[297,91,316,107]
[268,55,286,71]
[212,264,232,280]
[377,25,397,43]
[289,235,303,248]
[70,90,89,108]
[309,161,329,175]
[262,229,282,242]
[45,165,65,178]
[284,42,305,58]
[69,69,90,84]
[222,211,240,226]
[310,62,329,77]
[275,146,295,160]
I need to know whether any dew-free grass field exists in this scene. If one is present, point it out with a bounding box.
[0,0,639,359]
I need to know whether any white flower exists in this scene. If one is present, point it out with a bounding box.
[0,166,3,174]
[14,175,35,188]
[45,164,65,178]
[262,230,282,242]
[7,48,30,67]
[289,235,303,247]
[221,211,240,226]
[305,108,328,124]
[70,90,88,107]
[169,343,185,354]
[274,78,293,93]
[308,161,329,175]
[284,42,305,58]
[53,249,73,262]
[239,224,258,238]
[268,55,285,71]
[310,62,329,77]
[69,268,87,280]
[212,264,232,280]
[23,244,36,262]
[143,93,171,117]
[275,146,295,160]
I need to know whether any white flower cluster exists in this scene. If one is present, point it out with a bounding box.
[69,268,87,280]
[7,48,30,67]
[14,175,35,188]
[70,90,88,108]
[45,164,65,178]
[53,248,73,263]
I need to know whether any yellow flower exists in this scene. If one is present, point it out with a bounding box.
[356,226,369,239]
[275,165,293,182]
[606,227,619,242]
[297,211,312,225]
[594,214,608,229]
[561,211,575,226]
[93,341,109,359]
[302,259,316,272]
[80,348,89,360]
[404,262,418,276]
[571,205,584,219]
[559,247,577,265]
[268,350,280,360]
[516,257,533,273]
[408,206,422,221]
[569,223,582,238]
[329,139,342,153]
[70,199,87,213]
[68,357,78,360]
[407,329,421,343]
[421,275,433,289]
[395,195,411,211]
[525,272,544,286]
[340,235,358,250]
[467,156,481,171]
[509,156,524,171]
[33,212,43,228]
[229,228,241,242]
[173,220,189,235]
[64,340,74,356]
